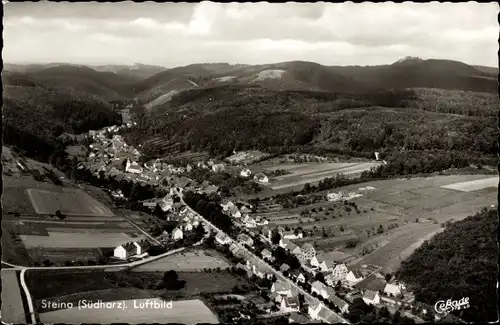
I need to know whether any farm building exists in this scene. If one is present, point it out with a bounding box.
[326,191,344,202]
[114,242,137,260]
[261,226,272,239]
[310,254,335,272]
[240,168,252,177]
[362,290,381,305]
[290,270,306,283]
[125,159,143,174]
[254,173,269,184]
[383,281,407,297]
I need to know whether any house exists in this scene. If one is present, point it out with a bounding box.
[362,290,381,305]
[326,191,344,202]
[221,201,236,212]
[125,159,143,174]
[280,238,292,249]
[325,263,349,286]
[113,242,137,259]
[261,226,272,239]
[288,244,302,256]
[310,254,335,272]
[280,263,291,273]
[132,239,150,255]
[236,263,253,278]
[344,268,364,286]
[301,243,316,261]
[237,233,254,247]
[280,295,300,313]
[240,168,252,178]
[271,280,293,297]
[182,222,193,232]
[290,269,306,283]
[261,248,274,261]
[171,227,183,241]
[384,281,406,297]
[328,295,350,314]
[308,301,324,320]
[253,173,269,184]
[242,215,257,228]
[283,230,304,240]
[216,232,232,245]
[288,312,310,324]
[311,281,328,297]
[212,164,225,173]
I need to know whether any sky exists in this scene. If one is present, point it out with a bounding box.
[3,2,499,67]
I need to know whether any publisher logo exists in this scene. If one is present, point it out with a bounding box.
[434,297,470,314]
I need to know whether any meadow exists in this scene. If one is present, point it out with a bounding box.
[133,249,230,272]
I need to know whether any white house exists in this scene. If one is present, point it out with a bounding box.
[113,242,137,259]
[243,215,257,228]
[254,173,269,184]
[125,159,143,174]
[383,282,406,297]
[344,269,364,286]
[261,248,274,261]
[171,227,184,241]
[283,230,304,240]
[215,232,232,245]
[325,264,349,286]
[240,168,252,178]
[308,301,324,320]
[374,151,380,161]
[133,239,150,255]
[363,290,381,305]
[301,243,316,261]
[311,281,327,297]
[310,254,335,273]
[182,222,194,232]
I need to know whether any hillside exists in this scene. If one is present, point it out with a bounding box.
[329,58,497,94]
[396,208,498,323]
[91,63,167,80]
[3,85,122,161]
[122,85,496,161]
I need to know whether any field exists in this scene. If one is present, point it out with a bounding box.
[440,177,498,192]
[226,150,269,164]
[38,298,218,324]
[1,270,27,324]
[27,188,114,216]
[133,249,230,272]
[1,174,144,266]
[258,175,496,272]
[257,162,381,190]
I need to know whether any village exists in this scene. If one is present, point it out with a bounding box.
[67,123,431,324]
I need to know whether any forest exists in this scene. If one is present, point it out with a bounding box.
[122,86,497,160]
[395,208,498,323]
[3,86,121,162]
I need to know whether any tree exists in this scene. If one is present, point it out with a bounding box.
[55,210,65,220]
[377,224,384,234]
[271,230,281,245]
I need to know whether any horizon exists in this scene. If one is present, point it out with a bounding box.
[3,2,498,68]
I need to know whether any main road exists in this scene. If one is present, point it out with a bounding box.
[175,188,350,324]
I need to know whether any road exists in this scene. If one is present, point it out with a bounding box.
[175,188,350,324]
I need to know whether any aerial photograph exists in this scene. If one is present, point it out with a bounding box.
[1,2,498,324]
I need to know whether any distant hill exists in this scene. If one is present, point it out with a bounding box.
[328,58,497,93]
[90,63,167,80]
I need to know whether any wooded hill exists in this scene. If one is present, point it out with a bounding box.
[396,208,498,323]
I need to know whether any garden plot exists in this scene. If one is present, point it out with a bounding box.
[38,298,218,324]
[133,250,230,272]
[1,270,26,324]
[440,177,498,192]
[27,247,103,263]
[20,231,144,249]
[27,188,114,216]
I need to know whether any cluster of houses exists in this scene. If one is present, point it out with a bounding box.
[221,200,270,228]
[113,238,151,260]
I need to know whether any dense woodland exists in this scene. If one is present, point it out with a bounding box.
[122,86,497,161]
[3,85,121,161]
[396,208,498,323]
